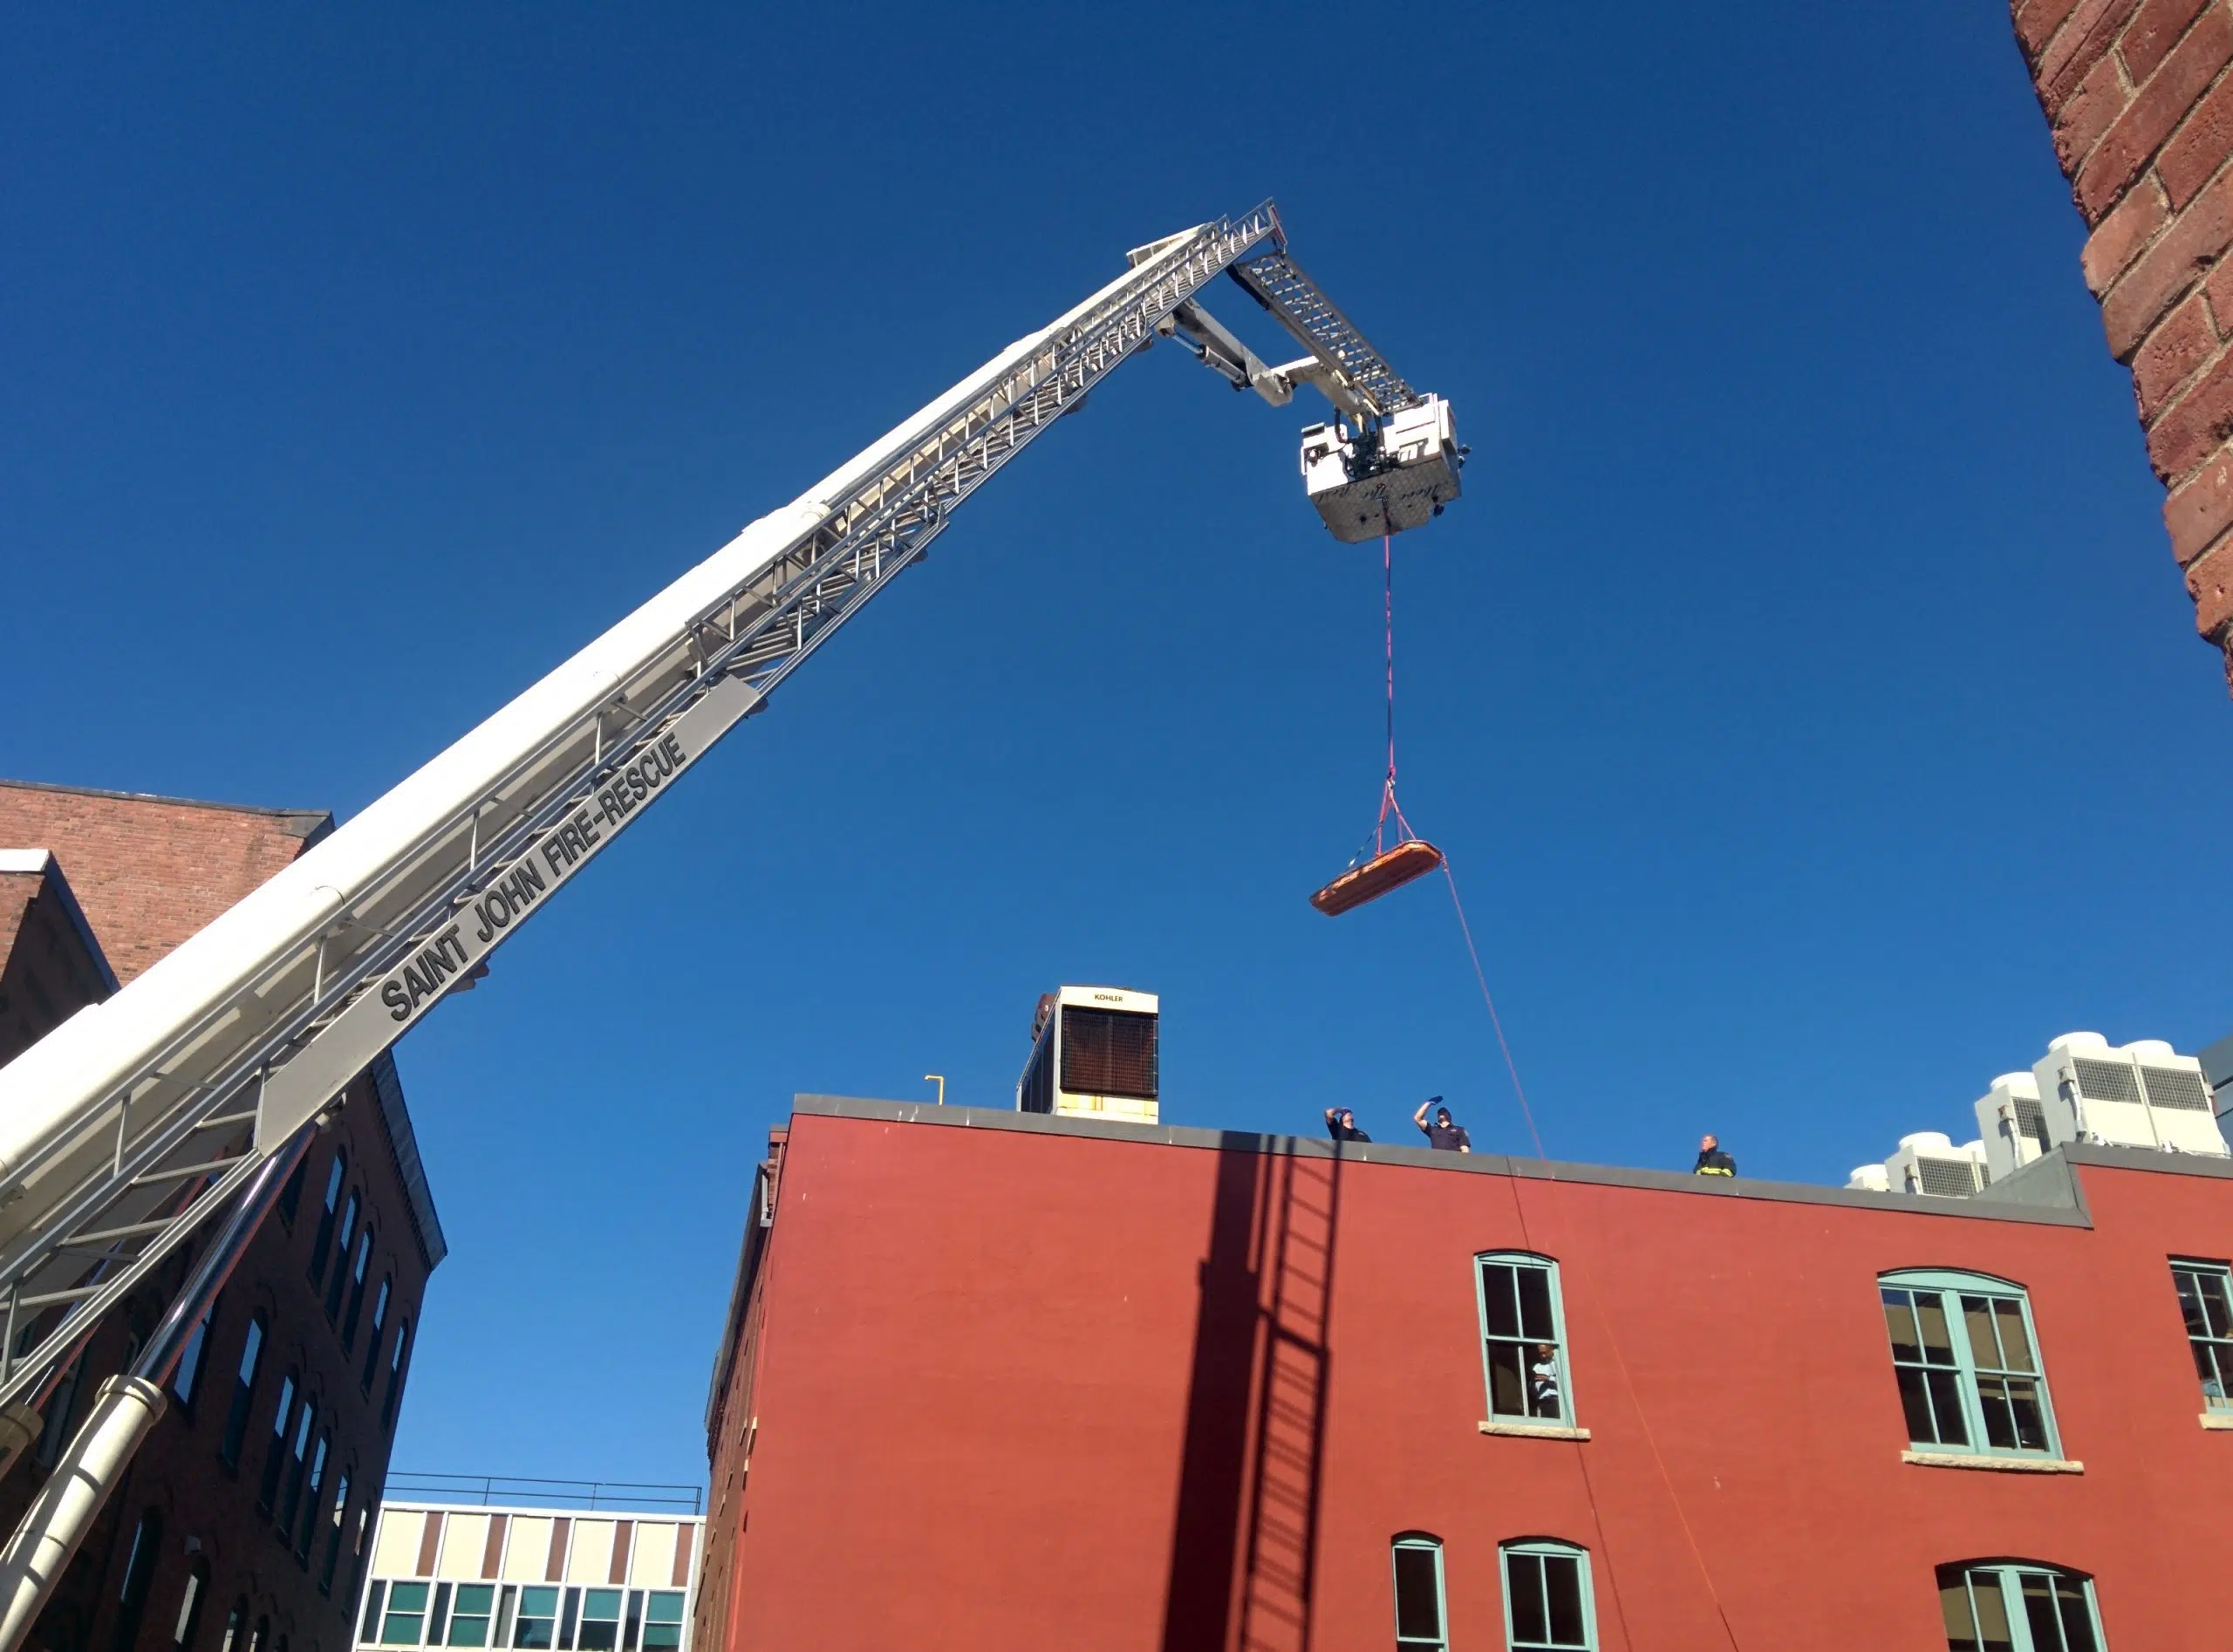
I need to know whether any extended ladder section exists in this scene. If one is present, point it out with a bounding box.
[0,204,1300,1413]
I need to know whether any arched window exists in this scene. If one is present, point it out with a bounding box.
[1476,1253,1572,1426]
[1879,1269,2061,1458]
[248,1614,269,1652]
[1390,1534,1446,1651]
[168,1558,210,1652]
[1938,1562,2106,1651]
[382,1318,412,1431]
[295,1427,331,1560]
[318,1464,352,1595]
[279,1394,319,1532]
[342,1226,376,1350]
[108,1507,163,1652]
[171,1304,215,1413]
[219,1313,265,1466]
[215,1598,247,1652]
[361,1278,393,1391]
[256,1369,299,1513]
[1501,1539,1595,1651]
[324,1192,362,1321]
[308,1150,348,1287]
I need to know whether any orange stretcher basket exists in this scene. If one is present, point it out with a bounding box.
[1309,838,1444,917]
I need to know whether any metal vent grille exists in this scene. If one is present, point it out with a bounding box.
[2141,1066,2211,1111]
[1061,1007,1158,1100]
[2073,1058,2141,1104]
[2014,1098,2051,1150]
[1915,1157,1982,1198]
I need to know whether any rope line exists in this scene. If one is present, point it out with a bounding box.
[1441,861,1743,1652]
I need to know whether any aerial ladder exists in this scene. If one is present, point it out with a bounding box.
[0,200,1461,1647]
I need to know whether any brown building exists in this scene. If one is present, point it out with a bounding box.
[0,780,447,1652]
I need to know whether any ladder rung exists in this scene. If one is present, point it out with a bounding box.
[60,1217,177,1249]
[15,1285,103,1310]
[129,1158,241,1187]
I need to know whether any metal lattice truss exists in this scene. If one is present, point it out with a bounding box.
[0,201,1285,1409]
[1230,248,1422,422]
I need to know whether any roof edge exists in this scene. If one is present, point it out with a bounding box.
[788,1094,2101,1228]
[0,777,332,839]
[370,1050,448,1271]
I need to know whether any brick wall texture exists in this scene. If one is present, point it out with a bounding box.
[0,781,329,985]
[2016,0,2233,686]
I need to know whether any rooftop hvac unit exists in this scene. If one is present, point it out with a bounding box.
[2031,1033,2229,1158]
[1881,1132,1991,1198]
[1015,986,1160,1126]
[1973,1071,2051,1184]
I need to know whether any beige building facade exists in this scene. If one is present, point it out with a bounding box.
[354,1498,701,1652]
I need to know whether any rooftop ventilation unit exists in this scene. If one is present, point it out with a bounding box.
[1016,986,1160,1126]
[1877,1132,1991,1198]
[2028,1033,2228,1159]
[1972,1071,2051,1184]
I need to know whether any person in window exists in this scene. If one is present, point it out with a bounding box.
[1324,1107,1370,1143]
[1530,1343,1561,1416]
[1412,1096,1471,1152]
[1692,1134,1736,1177]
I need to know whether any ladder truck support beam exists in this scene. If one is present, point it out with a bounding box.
[0,1120,316,1652]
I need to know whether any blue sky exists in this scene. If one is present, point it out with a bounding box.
[5,3,2226,1492]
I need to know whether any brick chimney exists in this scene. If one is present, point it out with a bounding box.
[2013,0,2233,688]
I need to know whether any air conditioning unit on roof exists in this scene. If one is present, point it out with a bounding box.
[1015,985,1160,1126]
[2030,1033,2228,1158]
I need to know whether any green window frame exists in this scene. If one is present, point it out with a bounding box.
[2169,1259,2233,1412]
[1476,1253,1571,1424]
[1390,1534,1447,1652]
[639,1594,684,1652]
[1879,1269,2059,1457]
[447,1585,496,1648]
[511,1587,559,1650]
[1500,1539,1595,1651]
[380,1583,431,1647]
[1937,1562,2106,1651]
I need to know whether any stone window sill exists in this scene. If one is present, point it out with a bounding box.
[1901,1450,2082,1474]
[2202,1411,2233,1430]
[1479,1420,1590,1441]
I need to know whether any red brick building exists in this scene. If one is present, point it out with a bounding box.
[0,781,447,1652]
[699,1097,2233,1651]
[2012,0,2233,687]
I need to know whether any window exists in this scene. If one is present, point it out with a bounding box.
[218,1599,247,1652]
[1879,1270,2059,1457]
[325,1192,361,1321]
[447,1586,496,1649]
[219,1314,265,1466]
[1390,1535,1446,1652]
[1938,1563,2106,1651]
[110,1508,164,1652]
[278,1395,318,1532]
[577,1591,623,1652]
[256,1372,297,1512]
[429,1584,455,1647]
[277,1152,309,1226]
[1501,1540,1595,1651]
[557,1588,581,1651]
[308,1151,347,1287]
[318,1468,351,1594]
[171,1306,213,1411]
[383,1582,433,1646]
[2171,1260,2233,1412]
[361,1583,388,1644]
[640,1595,684,1652]
[513,1587,559,1650]
[171,1559,210,1652]
[37,1353,87,1470]
[295,1430,331,1560]
[361,1279,393,1390]
[342,1228,375,1350]
[382,1318,412,1431]
[1477,1253,1570,1423]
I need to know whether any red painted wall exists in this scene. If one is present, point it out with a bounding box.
[706,1109,2233,1650]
